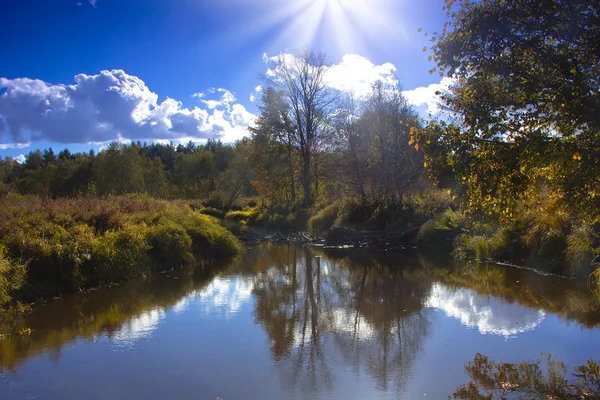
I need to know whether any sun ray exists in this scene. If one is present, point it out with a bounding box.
[217,0,407,56]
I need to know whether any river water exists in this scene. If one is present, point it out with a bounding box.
[1,243,599,399]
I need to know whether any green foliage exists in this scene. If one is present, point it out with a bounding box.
[307,203,340,234]
[417,209,468,248]
[403,187,455,219]
[0,246,26,307]
[454,227,512,261]
[451,353,600,399]
[416,0,600,222]
[0,195,241,308]
[225,208,259,223]
[196,206,226,219]
[566,224,599,274]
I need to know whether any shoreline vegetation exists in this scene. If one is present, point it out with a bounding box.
[0,195,241,310]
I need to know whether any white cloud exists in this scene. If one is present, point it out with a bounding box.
[426,283,546,338]
[402,76,455,114]
[14,154,25,164]
[0,70,256,145]
[262,53,455,115]
[0,142,30,150]
[89,0,97,7]
[263,53,399,100]
[326,54,398,98]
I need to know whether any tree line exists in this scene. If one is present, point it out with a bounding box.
[0,53,425,212]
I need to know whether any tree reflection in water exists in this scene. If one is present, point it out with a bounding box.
[251,245,432,396]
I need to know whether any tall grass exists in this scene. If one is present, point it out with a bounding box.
[417,209,468,250]
[307,203,340,234]
[0,195,241,308]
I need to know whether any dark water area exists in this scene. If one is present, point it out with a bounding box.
[1,243,599,399]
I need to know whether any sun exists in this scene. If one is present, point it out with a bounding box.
[228,0,405,56]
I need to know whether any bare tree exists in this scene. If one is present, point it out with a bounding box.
[267,51,337,206]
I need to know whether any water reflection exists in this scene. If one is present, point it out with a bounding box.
[250,246,431,396]
[426,283,546,338]
[112,308,166,347]
[0,244,599,400]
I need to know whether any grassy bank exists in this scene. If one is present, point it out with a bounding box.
[0,195,241,309]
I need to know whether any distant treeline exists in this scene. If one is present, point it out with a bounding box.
[0,138,258,208]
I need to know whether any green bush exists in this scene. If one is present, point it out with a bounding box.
[0,246,26,307]
[404,188,455,218]
[0,195,241,308]
[225,208,259,223]
[197,207,226,219]
[307,203,340,234]
[454,227,512,260]
[417,209,468,249]
[566,223,599,275]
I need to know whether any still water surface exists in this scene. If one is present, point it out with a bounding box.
[1,243,599,399]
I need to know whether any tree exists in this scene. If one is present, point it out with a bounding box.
[216,139,254,210]
[93,142,145,195]
[173,149,215,198]
[336,82,423,205]
[267,52,336,206]
[249,87,298,203]
[414,0,600,220]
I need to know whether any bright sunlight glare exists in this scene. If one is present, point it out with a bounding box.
[227,0,407,55]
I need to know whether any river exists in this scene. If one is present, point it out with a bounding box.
[1,243,599,399]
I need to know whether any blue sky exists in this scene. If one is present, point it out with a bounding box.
[0,0,450,160]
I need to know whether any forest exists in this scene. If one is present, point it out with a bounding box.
[0,0,599,308]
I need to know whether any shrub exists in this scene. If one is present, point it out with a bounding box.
[454,227,512,260]
[225,208,259,223]
[521,208,570,263]
[197,207,225,219]
[0,195,241,307]
[404,188,455,218]
[417,209,468,249]
[307,203,340,234]
[0,246,26,307]
[566,223,599,275]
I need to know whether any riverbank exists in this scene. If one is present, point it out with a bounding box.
[0,195,241,309]
[212,193,599,291]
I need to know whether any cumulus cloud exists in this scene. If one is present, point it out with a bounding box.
[262,52,456,115]
[14,154,25,164]
[402,76,455,114]
[0,70,255,145]
[427,283,546,338]
[326,54,398,98]
[264,53,398,99]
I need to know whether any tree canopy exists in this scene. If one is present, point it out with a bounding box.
[413,0,600,221]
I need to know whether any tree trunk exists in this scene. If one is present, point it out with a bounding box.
[302,151,311,207]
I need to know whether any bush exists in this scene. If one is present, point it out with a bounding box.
[417,209,468,249]
[307,203,340,234]
[404,188,455,218]
[0,195,241,308]
[202,192,224,209]
[197,207,225,219]
[566,223,599,275]
[0,246,26,307]
[454,227,512,260]
[225,208,259,223]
